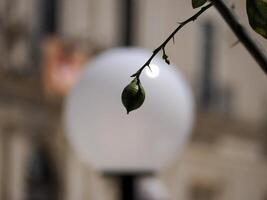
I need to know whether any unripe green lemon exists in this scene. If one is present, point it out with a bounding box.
[121,79,145,114]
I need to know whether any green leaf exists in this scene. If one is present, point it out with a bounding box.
[192,0,207,9]
[247,0,267,39]
[121,79,145,114]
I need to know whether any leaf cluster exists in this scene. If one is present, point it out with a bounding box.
[193,0,267,38]
[122,0,267,114]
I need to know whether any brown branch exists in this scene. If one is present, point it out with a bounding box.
[131,3,213,79]
[211,0,267,75]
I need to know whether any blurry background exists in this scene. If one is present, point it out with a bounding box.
[0,0,267,199]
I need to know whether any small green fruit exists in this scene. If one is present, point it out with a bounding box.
[121,79,145,114]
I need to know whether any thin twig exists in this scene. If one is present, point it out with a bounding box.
[131,3,213,79]
[230,40,240,48]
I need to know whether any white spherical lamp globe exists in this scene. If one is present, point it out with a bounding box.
[64,48,194,172]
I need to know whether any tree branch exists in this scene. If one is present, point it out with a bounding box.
[131,3,213,79]
[211,0,267,75]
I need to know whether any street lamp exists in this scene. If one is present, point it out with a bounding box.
[64,47,194,199]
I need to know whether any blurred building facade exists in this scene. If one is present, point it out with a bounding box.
[0,0,267,200]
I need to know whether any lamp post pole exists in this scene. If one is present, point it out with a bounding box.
[121,0,134,46]
[119,0,137,198]
[120,174,136,200]
[104,172,153,200]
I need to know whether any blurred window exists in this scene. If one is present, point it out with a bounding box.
[26,145,59,200]
[39,0,58,34]
[199,21,216,110]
